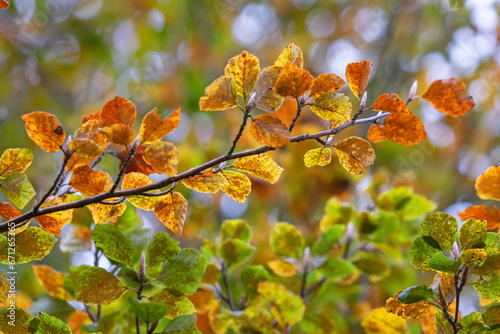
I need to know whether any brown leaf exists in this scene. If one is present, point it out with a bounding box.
[346,60,373,99]
[69,166,112,197]
[310,73,346,99]
[381,112,426,146]
[121,173,157,211]
[249,114,290,148]
[100,96,136,128]
[231,154,283,184]
[199,76,238,111]
[367,124,387,143]
[101,124,134,146]
[81,111,102,124]
[34,196,72,236]
[422,78,475,117]
[275,61,313,99]
[22,112,66,153]
[143,141,178,176]
[458,205,500,230]
[274,43,303,69]
[475,166,500,201]
[155,191,188,234]
[65,153,93,173]
[225,51,260,99]
[334,136,376,175]
[386,290,431,319]
[139,107,181,145]
[370,93,407,113]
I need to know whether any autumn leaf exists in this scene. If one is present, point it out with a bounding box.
[231,154,283,184]
[1,174,36,209]
[182,169,228,194]
[220,170,252,204]
[0,227,57,264]
[310,92,352,121]
[367,124,387,143]
[0,1,9,9]
[100,96,136,128]
[142,141,178,176]
[0,202,21,220]
[346,60,373,98]
[249,114,290,148]
[150,290,195,319]
[310,73,346,99]
[253,66,285,113]
[334,136,376,175]
[274,61,313,99]
[88,200,126,225]
[139,107,181,145]
[187,287,214,314]
[258,282,305,326]
[267,259,296,277]
[65,154,93,173]
[69,166,112,197]
[422,78,475,117]
[117,145,159,175]
[303,147,331,167]
[385,290,431,319]
[475,166,500,201]
[458,205,500,230]
[370,93,408,113]
[122,172,157,211]
[22,112,66,153]
[101,124,134,146]
[34,196,72,235]
[155,191,188,234]
[274,43,303,68]
[362,308,407,334]
[67,310,92,334]
[69,139,106,159]
[32,264,72,301]
[199,76,238,111]
[225,51,260,99]
[381,112,426,146]
[0,148,33,179]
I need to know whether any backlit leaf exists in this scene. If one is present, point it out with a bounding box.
[92,224,135,266]
[100,96,136,128]
[422,78,475,117]
[475,166,500,201]
[310,73,346,99]
[269,222,305,258]
[122,172,157,210]
[304,147,331,167]
[0,201,21,220]
[1,173,36,209]
[101,124,134,146]
[381,111,426,146]
[473,248,500,277]
[221,219,251,242]
[249,114,290,148]
[386,290,430,319]
[69,139,106,159]
[67,310,91,334]
[147,232,180,268]
[275,61,313,98]
[201,263,220,284]
[65,153,93,173]
[421,212,458,252]
[139,107,181,145]
[457,312,486,334]
[334,136,376,175]
[253,66,285,113]
[0,148,33,179]
[345,60,373,98]
[155,191,188,234]
[267,259,296,277]
[221,170,251,203]
[143,141,178,176]
[182,170,227,194]
[0,306,32,334]
[22,112,65,153]
[74,119,109,148]
[367,124,387,143]
[461,248,488,266]
[225,51,260,99]
[88,200,126,225]
[69,265,127,305]
[69,166,111,197]
[199,76,238,111]
[159,248,208,295]
[274,43,303,68]
[30,312,72,334]
[362,307,407,334]
[150,289,195,319]
[0,227,57,264]
[370,93,407,113]
[220,238,255,266]
[35,196,72,235]
[310,92,352,121]
[459,218,487,250]
[410,236,440,271]
[258,282,304,326]
[231,154,283,184]
[32,264,72,301]
[458,205,500,230]
[473,275,500,300]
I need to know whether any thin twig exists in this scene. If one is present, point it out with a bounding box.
[227,107,251,157]
[304,276,327,297]
[350,108,366,123]
[288,99,304,132]
[98,197,125,205]
[110,145,137,194]
[220,262,236,311]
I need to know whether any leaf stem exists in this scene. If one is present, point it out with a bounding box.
[220,261,237,311]
[288,99,304,132]
[227,107,251,157]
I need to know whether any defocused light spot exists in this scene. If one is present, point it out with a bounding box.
[308,40,329,74]
[468,79,490,105]
[422,52,455,83]
[13,0,35,24]
[306,9,335,39]
[326,39,376,80]
[73,0,102,20]
[354,7,388,43]
[232,3,278,48]
[458,150,491,180]
[148,8,165,32]
[291,0,316,10]
[113,20,139,55]
[220,194,247,218]
[425,122,455,148]
[470,5,498,32]
[191,192,214,209]
[192,112,214,147]
[46,33,80,65]
[167,111,191,142]
[144,52,176,82]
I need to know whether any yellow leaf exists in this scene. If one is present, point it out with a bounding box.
[225,51,260,99]
[334,136,375,175]
[69,139,106,159]
[422,78,475,117]
[142,141,178,176]
[310,92,352,121]
[139,107,181,145]
[22,112,66,153]
[385,291,431,319]
[1,174,36,210]
[274,43,303,69]
[362,307,408,334]
[155,191,188,234]
[345,60,373,99]
[381,112,426,146]
[310,73,346,99]
[275,61,313,98]
[249,114,290,148]
[370,93,408,113]
[0,148,33,179]
[303,147,331,168]
[89,200,126,225]
[32,264,72,301]
[221,170,251,204]
[199,76,238,111]
[267,259,296,277]
[475,166,500,201]
[182,170,228,194]
[253,66,285,113]
[201,263,221,285]
[231,154,283,184]
[100,96,136,128]
[122,173,157,211]
[101,124,134,146]
[69,166,112,197]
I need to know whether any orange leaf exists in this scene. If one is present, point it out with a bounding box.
[275,62,313,98]
[199,76,238,111]
[367,124,387,143]
[225,51,260,99]
[345,60,373,98]
[253,66,285,113]
[81,111,102,124]
[139,107,181,145]
[274,43,303,69]
[381,112,426,146]
[155,191,188,234]
[310,73,346,99]
[182,170,228,194]
[370,93,407,113]
[142,141,178,176]
[69,139,106,159]
[69,166,112,197]
[0,148,33,179]
[32,264,72,301]
[65,153,93,173]
[334,136,376,175]
[386,290,431,319]
[34,196,72,236]
[101,124,134,146]
[22,112,66,153]
[116,145,159,175]
[0,1,9,9]
[458,205,500,230]
[68,310,92,334]
[475,166,500,201]
[422,78,475,117]
[122,173,157,211]
[74,119,109,148]
[0,202,21,220]
[249,114,290,148]
[100,96,136,128]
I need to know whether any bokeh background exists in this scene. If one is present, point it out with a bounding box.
[1,0,500,332]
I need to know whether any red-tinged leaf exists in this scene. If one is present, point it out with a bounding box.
[0,0,9,9]
[100,96,136,128]
[69,166,112,197]
[0,148,33,179]
[0,202,21,220]
[122,173,157,211]
[367,124,387,143]
[346,60,373,99]
[370,93,408,113]
[35,196,72,236]
[249,114,290,148]
[65,153,93,173]
[117,146,159,175]
[139,107,181,145]
[22,112,66,153]
[310,73,346,99]
[422,78,475,117]
[142,142,178,176]
[81,111,102,124]
[155,191,188,235]
[275,61,313,99]
[458,205,500,230]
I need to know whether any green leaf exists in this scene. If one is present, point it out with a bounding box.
[459,218,487,251]
[147,232,180,268]
[163,314,201,333]
[376,187,414,212]
[401,194,437,220]
[0,173,36,209]
[219,238,255,266]
[356,211,378,234]
[241,265,272,297]
[421,212,458,252]
[435,309,455,334]
[150,289,196,319]
[303,147,331,167]
[353,252,390,277]
[126,296,168,323]
[483,304,500,329]
[372,211,398,243]
[318,258,356,279]
[319,198,353,231]
[258,282,305,327]
[159,249,208,295]
[410,236,441,271]
[458,311,486,334]
[29,312,72,334]
[427,252,461,273]
[269,222,305,258]
[397,285,434,304]
[486,232,500,249]
[473,275,500,300]
[473,248,500,277]
[220,219,251,242]
[461,248,488,266]
[92,224,135,266]
[299,313,335,334]
[310,225,345,257]
[0,306,33,334]
[0,227,57,264]
[69,265,127,305]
